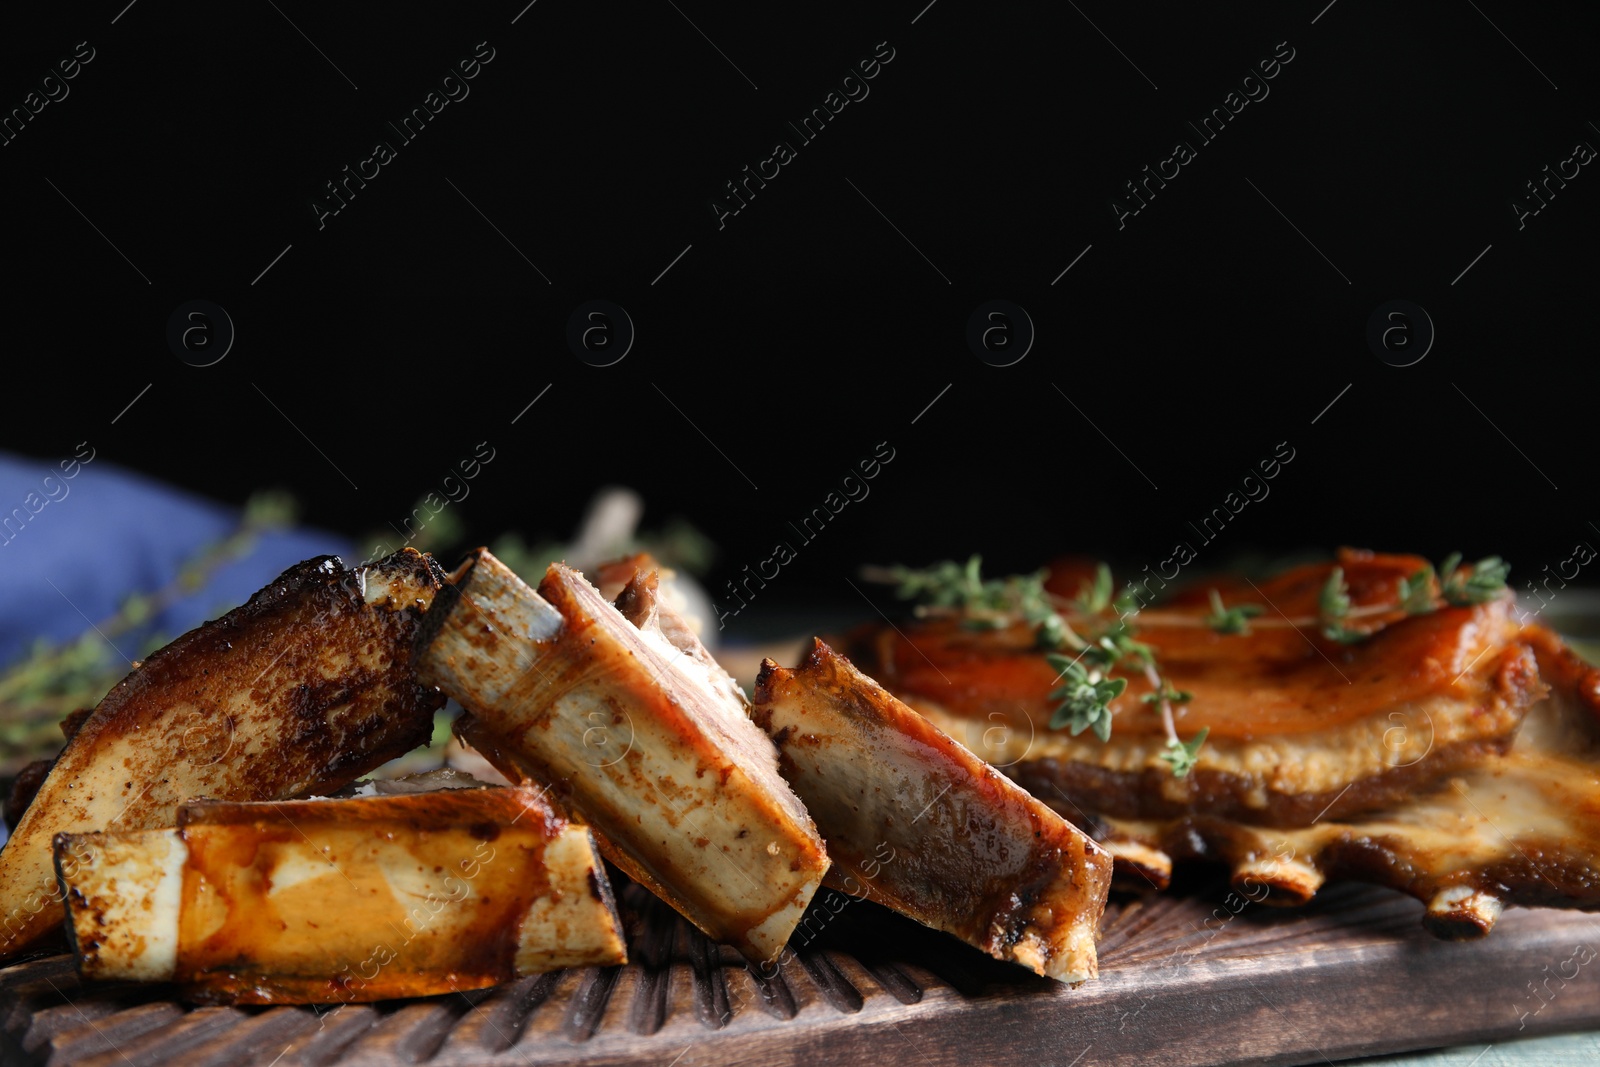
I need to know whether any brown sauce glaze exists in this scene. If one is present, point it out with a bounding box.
[174,788,575,1004]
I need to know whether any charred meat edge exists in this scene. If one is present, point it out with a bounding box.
[0,549,446,961]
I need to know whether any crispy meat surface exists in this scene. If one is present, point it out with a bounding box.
[0,549,446,960]
[753,639,1112,983]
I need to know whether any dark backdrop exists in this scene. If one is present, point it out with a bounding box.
[2,1,1595,635]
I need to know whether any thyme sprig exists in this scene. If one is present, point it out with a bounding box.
[1161,726,1209,778]
[1204,590,1262,635]
[867,552,1515,782]
[868,557,1206,777]
[1315,554,1511,642]
[1318,567,1367,645]
[1045,653,1123,742]
[1440,553,1511,606]
[0,491,299,776]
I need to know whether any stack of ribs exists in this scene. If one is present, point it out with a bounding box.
[0,547,1114,1001]
[424,551,1111,984]
[6,541,1597,1005]
[1,550,451,963]
[838,548,1600,939]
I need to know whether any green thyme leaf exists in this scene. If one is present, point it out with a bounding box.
[1320,566,1351,622]
[1046,653,1125,742]
[1398,566,1437,615]
[1438,552,1463,590]
[1319,566,1361,642]
[1441,555,1510,606]
[1205,589,1264,634]
[878,557,1074,647]
[1322,623,1368,644]
[878,558,1202,777]
[1075,563,1113,615]
[1160,727,1209,778]
[1033,612,1068,650]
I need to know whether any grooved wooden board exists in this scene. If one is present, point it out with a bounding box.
[4,879,1599,1067]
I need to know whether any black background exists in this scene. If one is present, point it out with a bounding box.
[2,1,1595,635]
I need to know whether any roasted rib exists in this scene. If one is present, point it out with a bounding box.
[841,548,1600,935]
[0,549,447,960]
[55,777,626,1003]
[1092,625,1600,937]
[844,550,1543,826]
[418,550,829,964]
[753,639,1112,983]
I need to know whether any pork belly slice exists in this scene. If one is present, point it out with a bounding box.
[752,639,1112,984]
[0,549,447,961]
[1081,626,1600,938]
[418,550,828,964]
[54,781,625,1003]
[845,550,1543,827]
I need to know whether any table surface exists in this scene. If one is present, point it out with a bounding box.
[4,877,1600,1067]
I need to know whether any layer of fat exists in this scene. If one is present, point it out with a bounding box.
[58,830,186,982]
[913,688,1518,805]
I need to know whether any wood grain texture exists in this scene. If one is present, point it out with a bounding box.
[3,879,1599,1067]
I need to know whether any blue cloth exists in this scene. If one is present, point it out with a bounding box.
[0,452,354,670]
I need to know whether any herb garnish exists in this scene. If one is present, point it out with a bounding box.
[1204,590,1262,635]
[1318,567,1366,645]
[867,552,1513,781]
[869,556,1208,778]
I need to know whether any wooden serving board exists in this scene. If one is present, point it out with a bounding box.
[4,878,1599,1067]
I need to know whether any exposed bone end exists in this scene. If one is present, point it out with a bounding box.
[58,787,627,1002]
[1231,854,1325,907]
[1423,885,1504,940]
[1012,930,1093,985]
[56,829,186,982]
[417,548,564,707]
[1103,839,1172,892]
[515,827,629,974]
[1036,923,1098,986]
[437,557,828,966]
[357,546,447,610]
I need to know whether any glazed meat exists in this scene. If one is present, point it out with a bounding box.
[1094,627,1600,937]
[418,550,829,965]
[54,778,626,1003]
[842,548,1600,937]
[844,550,1543,827]
[753,639,1112,984]
[0,549,447,961]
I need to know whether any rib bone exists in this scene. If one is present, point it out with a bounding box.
[55,782,624,1003]
[419,550,828,964]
